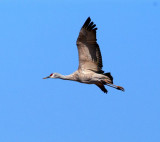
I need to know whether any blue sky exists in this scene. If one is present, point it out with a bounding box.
[0,0,160,142]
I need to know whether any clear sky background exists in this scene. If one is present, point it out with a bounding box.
[0,0,160,142]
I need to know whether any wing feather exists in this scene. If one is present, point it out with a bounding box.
[76,17,103,73]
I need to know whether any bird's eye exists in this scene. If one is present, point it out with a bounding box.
[50,73,53,76]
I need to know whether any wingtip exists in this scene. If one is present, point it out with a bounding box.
[88,16,91,20]
[82,17,97,31]
[86,17,91,23]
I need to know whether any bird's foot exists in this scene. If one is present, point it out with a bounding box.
[116,86,125,91]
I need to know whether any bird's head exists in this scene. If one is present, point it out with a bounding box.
[43,73,60,79]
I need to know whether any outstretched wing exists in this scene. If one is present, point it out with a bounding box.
[76,17,104,73]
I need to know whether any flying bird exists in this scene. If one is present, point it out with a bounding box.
[43,17,124,93]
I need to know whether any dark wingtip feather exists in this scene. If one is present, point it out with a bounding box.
[82,17,97,31]
[82,17,91,28]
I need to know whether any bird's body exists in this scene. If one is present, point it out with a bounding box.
[61,70,111,84]
[43,17,124,93]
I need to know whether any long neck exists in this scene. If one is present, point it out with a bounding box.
[56,74,74,81]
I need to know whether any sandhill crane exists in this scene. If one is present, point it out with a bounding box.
[43,17,124,93]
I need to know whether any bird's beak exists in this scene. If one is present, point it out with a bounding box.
[43,76,50,79]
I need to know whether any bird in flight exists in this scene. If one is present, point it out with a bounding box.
[43,17,124,93]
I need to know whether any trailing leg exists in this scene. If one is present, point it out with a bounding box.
[102,79,124,91]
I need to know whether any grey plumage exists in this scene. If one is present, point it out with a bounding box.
[43,17,124,93]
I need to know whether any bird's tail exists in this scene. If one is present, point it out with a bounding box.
[103,72,113,84]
